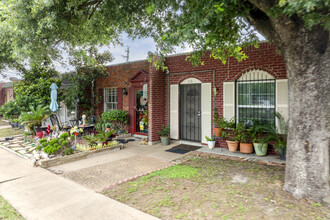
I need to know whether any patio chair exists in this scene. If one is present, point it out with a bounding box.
[49,114,71,132]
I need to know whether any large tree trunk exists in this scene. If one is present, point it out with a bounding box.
[282,28,330,203]
[246,1,330,203]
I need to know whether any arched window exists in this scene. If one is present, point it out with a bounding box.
[236,70,275,127]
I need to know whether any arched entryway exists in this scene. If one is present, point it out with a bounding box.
[179,78,202,142]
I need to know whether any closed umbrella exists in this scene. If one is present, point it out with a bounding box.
[49,83,59,112]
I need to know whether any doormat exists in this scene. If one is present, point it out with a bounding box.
[165,144,201,154]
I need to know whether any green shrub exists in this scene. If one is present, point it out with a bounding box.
[49,139,58,145]
[39,138,47,144]
[62,141,69,146]
[60,132,69,139]
[70,135,75,141]
[36,145,43,151]
[101,110,128,124]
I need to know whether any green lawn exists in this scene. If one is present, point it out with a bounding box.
[104,156,330,220]
[0,196,24,220]
[0,128,24,138]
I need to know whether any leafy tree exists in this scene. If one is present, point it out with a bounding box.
[14,63,63,112]
[0,0,329,202]
[62,46,114,115]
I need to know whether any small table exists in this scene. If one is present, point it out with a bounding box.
[78,125,95,135]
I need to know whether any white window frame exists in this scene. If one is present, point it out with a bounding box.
[104,88,118,111]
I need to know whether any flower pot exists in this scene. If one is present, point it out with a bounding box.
[160,136,169,145]
[207,141,216,150]
[36,131,43,139]
[280,149,286,160]
[240,143,253,154]
[226,140,238,152]
[105,128,111,132]
[214,127,222,137]
[253,143,268,156]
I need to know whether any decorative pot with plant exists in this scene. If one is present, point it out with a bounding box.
[222,129,239,152]
[158,125,170,145]
[258,112,288,160]
[250,120,268,156]
[205,135,216,150]
[235,122,253,154]
[105,123,112,132]
[19,105,50,138]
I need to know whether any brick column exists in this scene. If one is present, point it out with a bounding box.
[148,58,166,144]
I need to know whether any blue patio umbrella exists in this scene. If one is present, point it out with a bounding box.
[49,83,59,112]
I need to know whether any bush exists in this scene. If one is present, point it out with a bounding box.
[60,132,69,139]
[101,110,128,131]
[101,110,128,124]
[158,125,170,136]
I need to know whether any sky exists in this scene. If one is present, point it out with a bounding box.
[1,34,191,82]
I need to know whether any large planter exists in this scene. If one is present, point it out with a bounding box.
[35,127,45,139]
[226,140,238,152]
[214,127,222,137]
[160,136,170,145]
[240,143,253,154]
[253,143,268,156]
[207,141,216,150]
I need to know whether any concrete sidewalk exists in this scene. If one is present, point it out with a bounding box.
[0,148,158,220]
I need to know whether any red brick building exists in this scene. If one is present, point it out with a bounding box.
[0,82,14,107]
[95,42,288,147]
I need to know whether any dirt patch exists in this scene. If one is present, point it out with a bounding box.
[62,155,171,191]
[104,157,330,219]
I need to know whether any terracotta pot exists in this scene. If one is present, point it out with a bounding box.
[240,143,253,154]
[226,140,238,152]
[214,127,222,137]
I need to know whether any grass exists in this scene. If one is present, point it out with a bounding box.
[104,156,330,220]
[0,196,24,220]
[0,120,9,126]
[0,128,24,138]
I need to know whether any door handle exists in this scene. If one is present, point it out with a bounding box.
[198,111,201,117]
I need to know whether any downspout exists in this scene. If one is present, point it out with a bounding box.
[167,69,170,127]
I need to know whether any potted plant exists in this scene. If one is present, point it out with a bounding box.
[250,120,268,156]
[205,135,216,150]
[258,112,288,160]
[105,123,112,132]
[158,125,170,145]
[234,122,253,154]
[222,129,239,152]
[213,108,221,137]
[19,105,50,138]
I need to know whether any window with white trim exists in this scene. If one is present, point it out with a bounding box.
[104,88,117,111]
[236,70,276,127]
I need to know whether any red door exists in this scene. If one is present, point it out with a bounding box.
[129,87,148,135]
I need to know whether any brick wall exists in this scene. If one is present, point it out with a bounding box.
[148,57,166,143]
[95,60,149,115]
[164,42,287,154]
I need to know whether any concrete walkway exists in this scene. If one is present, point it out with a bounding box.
[0,147,158,220]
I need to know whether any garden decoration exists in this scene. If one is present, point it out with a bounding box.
[49,83,59,112]
[70,126,84,145]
